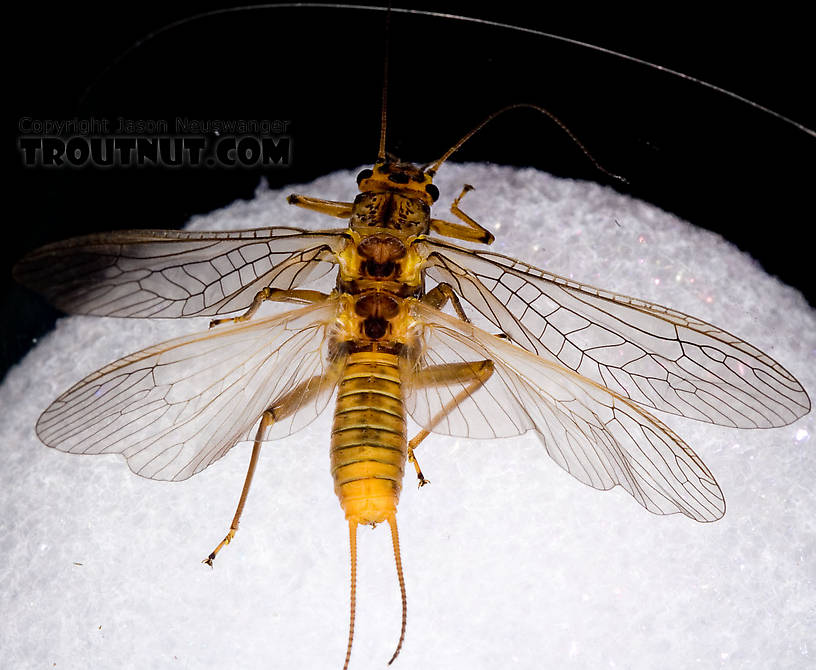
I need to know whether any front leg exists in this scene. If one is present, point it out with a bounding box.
[429,184,494,245]
[287,194,354,219]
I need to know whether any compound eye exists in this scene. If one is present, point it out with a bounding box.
[356,168,373,185]
[425,183,440,202]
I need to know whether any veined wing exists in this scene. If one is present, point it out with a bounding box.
[405,301,725,522]
[36,299,344,481]
[14,227,346,318]
[421,239,810,429]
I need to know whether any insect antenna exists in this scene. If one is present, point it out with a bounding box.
[422,103,627,184]
[377,2,393,162]
[387,514,407,666]
[343,521,358,670]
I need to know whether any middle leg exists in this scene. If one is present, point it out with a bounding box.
[209,288,329,328]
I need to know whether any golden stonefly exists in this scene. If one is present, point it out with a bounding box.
[14,102,811,670]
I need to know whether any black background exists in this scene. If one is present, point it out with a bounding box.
[6,1,814,379]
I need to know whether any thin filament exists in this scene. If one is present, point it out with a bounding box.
[377,3,392,161]
[387,514,407,666]
[424,103,626,184]
[343,521,358,670]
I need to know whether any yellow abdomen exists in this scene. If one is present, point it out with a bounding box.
[331,351,407,525]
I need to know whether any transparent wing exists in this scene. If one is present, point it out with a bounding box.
[36,299,344,481]
[405,301,725,522]
[421,239,810,429]
[14,227,345,318]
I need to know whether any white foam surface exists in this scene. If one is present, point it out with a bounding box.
[2,164,814,669]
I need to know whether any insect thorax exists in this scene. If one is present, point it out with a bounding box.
[332,227,424,355]
[336,229,425,297]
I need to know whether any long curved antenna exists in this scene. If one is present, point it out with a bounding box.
[387,514,407,666]
[407,9,814,139]
[78,5,813,140]
[423,103,627,183]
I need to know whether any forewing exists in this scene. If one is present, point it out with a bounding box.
[422,240,810,428]
[36,299,344,481]
[406,302,725,522]
[14,227,344,317]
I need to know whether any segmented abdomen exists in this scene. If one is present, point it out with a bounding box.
[331,351,407,525]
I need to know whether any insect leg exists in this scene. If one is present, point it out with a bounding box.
[209,287,329,327]
[203,369,340,566]
[406,360,495,487]
[202,410,272,567]
[406,448,430,488]
[422,283,470,322]
[429,184,495,245]
[287,193,354,219]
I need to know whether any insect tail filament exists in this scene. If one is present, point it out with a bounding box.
[387,513,407,666]
[343,520,358,670]
[342,514,407,669]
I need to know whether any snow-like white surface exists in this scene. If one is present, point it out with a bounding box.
[2,164,813,670]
